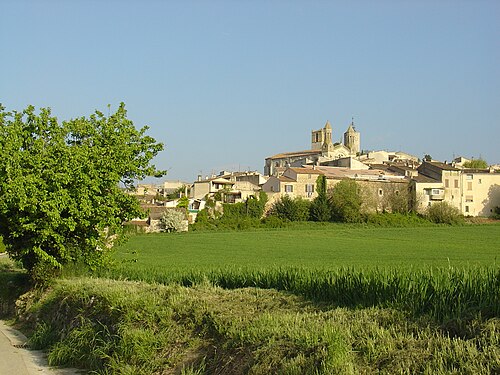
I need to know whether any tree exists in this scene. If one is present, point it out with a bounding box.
[310,175,331,222]
[426,201,463,224]
[382,184,410,214]
[463,158,488,169]
[0,103,164,279]
[270,195,310,221]
[329,180,363,223]
[160,209,187,232]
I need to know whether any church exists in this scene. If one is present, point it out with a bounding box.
[264,120,361,176]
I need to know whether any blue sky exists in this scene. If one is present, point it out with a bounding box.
[2,0,499,182]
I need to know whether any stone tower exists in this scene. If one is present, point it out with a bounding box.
[311,121,332,150]
[344,120,360,155]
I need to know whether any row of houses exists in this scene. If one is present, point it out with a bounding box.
[131,120,499,221]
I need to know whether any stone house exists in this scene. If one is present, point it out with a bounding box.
[411,161,500,216]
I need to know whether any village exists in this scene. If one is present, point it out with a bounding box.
[129,120,500,231]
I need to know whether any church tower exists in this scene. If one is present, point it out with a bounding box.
[344,120,360,155]
[311,120,332,150]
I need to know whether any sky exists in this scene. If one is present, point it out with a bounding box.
[2,0,499,182]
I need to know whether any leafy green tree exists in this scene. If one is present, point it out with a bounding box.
[0,103,164,279]
[177,196,189,209]
[270,195,310,221]
[310,175,331,222]
[329,180,363,223]
[463,159,488,169]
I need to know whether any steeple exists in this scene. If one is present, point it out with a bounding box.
[343,118,360,155]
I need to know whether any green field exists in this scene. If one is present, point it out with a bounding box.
[7,223,500,374]
[114,223,500,272]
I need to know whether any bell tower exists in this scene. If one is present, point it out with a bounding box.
[344,119,360,155]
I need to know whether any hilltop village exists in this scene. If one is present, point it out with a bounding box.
[130,120,500,230]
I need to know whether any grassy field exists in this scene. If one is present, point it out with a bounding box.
[5,223,500,374]
[113,223,500,271]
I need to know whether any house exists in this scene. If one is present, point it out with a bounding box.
[412,161,500,216]
[263,165,410,212]
[190,171,266,203]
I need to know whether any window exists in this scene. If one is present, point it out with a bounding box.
[467,182,473,191]
[454,180,459,188]
[445,179,449,188]
[285,185,293,193]
[478,179,482,184]
[378,189,383,196]
[308,174,312,179]
[431,189,442,195]
[466,174,473,180]
[465,206,469,213]
[305,184,314,193]
[465,195,473,202]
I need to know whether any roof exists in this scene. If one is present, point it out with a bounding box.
[279,176,296,182]
[211,178,234,184]
[412,175,440,183]
[266,150,320,160]
[289,167,324,175]
[425,161,459,171]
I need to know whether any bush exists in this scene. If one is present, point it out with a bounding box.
[269,195,310,222]
[261,216,289,228]
[492,206,500,220]
[426,201,464,225]
[160,209,187,232]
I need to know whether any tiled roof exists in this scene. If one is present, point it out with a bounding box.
[289,167,324,175]
[426,161,459,171]
[412,175,439,183]
[266,150,320,159]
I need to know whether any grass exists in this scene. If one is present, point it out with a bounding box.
[113,223,500,271]
[19,278,500,375]
[6,222,500,374]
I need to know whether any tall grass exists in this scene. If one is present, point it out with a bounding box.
[94,265,500,323]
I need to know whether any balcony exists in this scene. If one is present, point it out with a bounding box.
[430,193,445,200]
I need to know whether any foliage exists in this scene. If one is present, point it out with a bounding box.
[160,209,186,232]
[269,195,310,221]
[0,103,164,279]
[426,201,464,224]
[463,158,488,169]
[0,257,30,317]
[310,175,331,222]
[221,192,268,220]
[492,206,500,220]
[166,185,186,200]
[18,274,500,374]
[176,196,189,209]
[329,180,363,223]
[381,184,410,214]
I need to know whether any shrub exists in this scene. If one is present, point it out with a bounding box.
[270,195,310,222]
[160,209,187,232]
[492,206,500,220]
[426,201,464,225]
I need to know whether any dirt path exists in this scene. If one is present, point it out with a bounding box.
[0,320,82,374]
